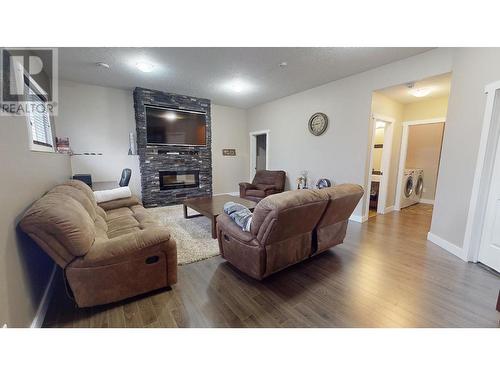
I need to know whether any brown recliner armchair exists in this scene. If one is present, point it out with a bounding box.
[239,170,286,202]
[19,179,177,308]
[217,184,363,280]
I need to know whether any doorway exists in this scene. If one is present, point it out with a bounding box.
[394,119,446,210]
[365,116,394,219]
[249,130,269,179]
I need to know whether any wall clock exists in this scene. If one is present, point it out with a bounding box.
[308,112,329,136]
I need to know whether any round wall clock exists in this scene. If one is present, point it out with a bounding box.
[308,112,329,136]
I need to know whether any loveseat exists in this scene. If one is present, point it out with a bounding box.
[19,179,177,308]
[217,184,363,279]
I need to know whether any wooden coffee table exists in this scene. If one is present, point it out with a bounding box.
[183,194,256,239]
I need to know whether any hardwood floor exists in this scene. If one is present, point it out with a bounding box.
[43,204,500,328]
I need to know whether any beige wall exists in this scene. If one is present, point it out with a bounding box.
[403,96,449,121]
[0,114,71,327]
[56,81,248,197]
[406,123,445,200]
[211,104,249,194]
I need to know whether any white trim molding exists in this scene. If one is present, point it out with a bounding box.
[382,205,394,214]
[214,191,239,196]
[349,214,368,223]
[30,265,57,328]
[427,232,467,261]
[364,114,395,218]
[419,198,435,205]
[463,80,500,262]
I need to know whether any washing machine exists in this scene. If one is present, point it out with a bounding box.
[400,169,418,208]
[413,169,424,202]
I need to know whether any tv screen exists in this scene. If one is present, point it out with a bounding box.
[146,106,207,146]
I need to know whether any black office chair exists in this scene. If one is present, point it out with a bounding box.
[119,168,132,187]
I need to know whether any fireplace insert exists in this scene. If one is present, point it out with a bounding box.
[159,170,199,190]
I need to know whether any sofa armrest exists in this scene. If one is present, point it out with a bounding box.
[216,213,257,244]
[239,182,256,197]
[98,195,142,211]
[71,227,174,267]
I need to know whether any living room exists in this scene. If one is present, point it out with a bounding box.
[1,2,499,374]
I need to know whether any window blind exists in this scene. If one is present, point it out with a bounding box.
[26,84,53,148]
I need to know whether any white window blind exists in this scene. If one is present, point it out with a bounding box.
[26,83,53,148]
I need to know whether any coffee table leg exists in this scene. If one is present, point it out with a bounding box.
[184,205,203,219]
[211,216,217,239]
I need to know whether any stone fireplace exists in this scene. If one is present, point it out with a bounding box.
[134,87,212,207]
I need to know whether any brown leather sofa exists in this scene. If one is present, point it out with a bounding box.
[19,179,177,308]
[217,184,363,279]
[239,170,286,202]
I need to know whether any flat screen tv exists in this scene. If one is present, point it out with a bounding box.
[145,106,207,146]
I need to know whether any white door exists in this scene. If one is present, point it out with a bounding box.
[478,133,500,272]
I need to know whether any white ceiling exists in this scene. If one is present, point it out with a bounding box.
[377,72,451,104]
[58,47,433,108]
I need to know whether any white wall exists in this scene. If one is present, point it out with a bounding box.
[430,48,500,252]
[211,105,249,194]
[247,49,453,217]
[56,80,142,196]
[57,81,249,198]
[0,113,71,327]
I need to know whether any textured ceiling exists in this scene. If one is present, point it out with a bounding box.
[58,47,433,108]
[377,72,451,104]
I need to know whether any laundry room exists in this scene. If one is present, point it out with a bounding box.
[366,73,450,224]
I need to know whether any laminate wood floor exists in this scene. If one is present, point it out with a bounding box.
[43,204,500,328]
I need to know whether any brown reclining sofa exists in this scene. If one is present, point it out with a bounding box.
[217,184,363,279]
[19,179,177,308]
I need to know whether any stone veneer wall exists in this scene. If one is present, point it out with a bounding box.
[133,87,212,207]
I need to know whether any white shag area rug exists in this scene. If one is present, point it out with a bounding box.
[148,205,220,265]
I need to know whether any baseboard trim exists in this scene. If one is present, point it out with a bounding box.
[427,232,467,261]
[214,191,239,196]
[30,264,57,328]
[349,214,368,223]
[382,205,394,214]
[420,198,435,205]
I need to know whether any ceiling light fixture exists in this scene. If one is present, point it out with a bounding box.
[96,62,110,69]
[279,62,288,68]
[229,79,248,93]
[136,61,155,73]
[411,87,431,97]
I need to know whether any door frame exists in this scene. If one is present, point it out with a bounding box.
[364,114,394,220]
[394,117,446,211]
[463,80,500,262]
[249,129,270,180]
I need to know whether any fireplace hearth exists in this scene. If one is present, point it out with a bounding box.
[159,170,199,190]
